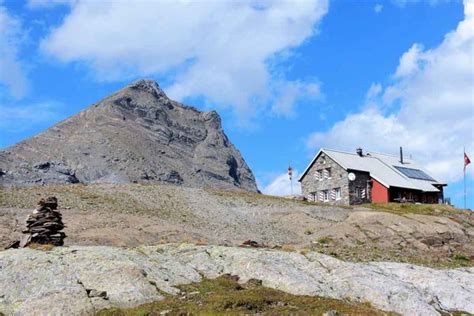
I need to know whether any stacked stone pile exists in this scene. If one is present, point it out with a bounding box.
[19,196,66,247]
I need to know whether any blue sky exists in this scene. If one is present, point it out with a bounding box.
[1,0,473,209]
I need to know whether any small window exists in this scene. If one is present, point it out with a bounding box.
[335,188,341,200]
[355,187,361,198]
[322,190,329,202]
[318,191,324,201]
[321,155,326,164]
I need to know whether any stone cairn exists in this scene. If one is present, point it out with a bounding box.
[19,196,66,247]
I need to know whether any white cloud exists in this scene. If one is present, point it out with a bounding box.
[306,0,474,183]
[262,170,302,196]
[0,5,28,98]
[365,82,382,101]
[374,4,384,13]
[271,80,322,117]
[39,0,328,123]
[393,43,424,78]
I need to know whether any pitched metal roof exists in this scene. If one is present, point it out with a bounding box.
[299,148,443,192]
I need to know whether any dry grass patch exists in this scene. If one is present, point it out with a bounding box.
[27,243,55,251]
[364,203,474,228]
[0,184,197,220]
[311,241,473,269]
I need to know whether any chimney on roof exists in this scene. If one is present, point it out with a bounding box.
[356,147,363,157]
[400,146,404,164]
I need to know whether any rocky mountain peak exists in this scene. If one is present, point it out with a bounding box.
[128,79,167,99]
[0,80,258,191]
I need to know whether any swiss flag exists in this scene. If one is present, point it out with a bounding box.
[465,152,471,171]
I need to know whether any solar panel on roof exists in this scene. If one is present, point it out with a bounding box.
[394,166,436,181]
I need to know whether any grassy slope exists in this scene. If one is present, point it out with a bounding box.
[97,274,392,316]
[1,184,472,269]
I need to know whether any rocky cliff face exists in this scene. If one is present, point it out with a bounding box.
[0,80,258,191]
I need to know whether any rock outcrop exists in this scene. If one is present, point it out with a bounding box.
[0,80,257,191]
[0,244,472,315]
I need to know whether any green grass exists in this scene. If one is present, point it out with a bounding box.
[97,274,393,316]
[316,236,333,245]
[452,253,470,262]
[364,202,465,216]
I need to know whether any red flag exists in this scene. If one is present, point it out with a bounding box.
[465,152,471,171]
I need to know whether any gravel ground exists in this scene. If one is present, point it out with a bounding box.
[1,183,473,267]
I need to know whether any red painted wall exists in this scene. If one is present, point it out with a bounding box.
[371,179,389,203]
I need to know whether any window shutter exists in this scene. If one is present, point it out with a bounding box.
[314,170,319,180]
[330,189,336,200]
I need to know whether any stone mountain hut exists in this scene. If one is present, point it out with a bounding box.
[299,147,446,205]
